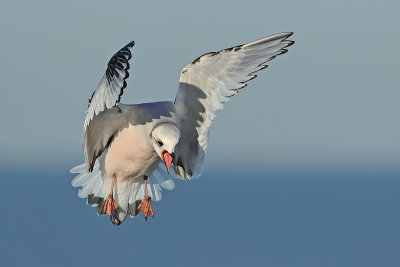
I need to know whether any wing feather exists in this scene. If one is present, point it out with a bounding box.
[174,32,294,179]
[84,41,134,131]
[81,41,134,172]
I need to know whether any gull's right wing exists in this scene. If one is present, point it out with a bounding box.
[82,41,135,172]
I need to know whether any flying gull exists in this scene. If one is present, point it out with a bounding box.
[70,32,294,225]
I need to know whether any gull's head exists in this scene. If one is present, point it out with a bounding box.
[151,123,180,174]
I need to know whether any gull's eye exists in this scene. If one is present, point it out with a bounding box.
[157,140,163,147]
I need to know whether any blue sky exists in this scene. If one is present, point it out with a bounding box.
[0,0,399,266]
[0,0,399,171]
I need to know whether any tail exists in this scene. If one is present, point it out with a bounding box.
[70,159,176,225]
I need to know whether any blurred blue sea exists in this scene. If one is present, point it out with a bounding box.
[1,166,399,267]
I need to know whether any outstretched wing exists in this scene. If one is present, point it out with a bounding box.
[82,41,134,172]
[84,40,135,131]
[174,32,294,179]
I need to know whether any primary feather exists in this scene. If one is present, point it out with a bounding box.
[84,41,134,131]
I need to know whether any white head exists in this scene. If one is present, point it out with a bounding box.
[150,122,180,173]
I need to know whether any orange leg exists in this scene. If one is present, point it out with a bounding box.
[104,174,118,215]
[138,176,154,220]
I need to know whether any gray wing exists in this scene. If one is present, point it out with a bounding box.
[82,41,134,172]
[174,32,294,179]
[83,107,126,172]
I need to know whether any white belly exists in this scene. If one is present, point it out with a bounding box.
[103,124,159,181]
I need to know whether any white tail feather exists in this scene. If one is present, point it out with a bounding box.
[70,160,177,222]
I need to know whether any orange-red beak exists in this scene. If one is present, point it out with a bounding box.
[161,150,173,174]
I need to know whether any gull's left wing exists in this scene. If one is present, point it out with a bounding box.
[174,32,294,179]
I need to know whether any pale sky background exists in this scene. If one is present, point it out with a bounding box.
[1,1,400,266]
[0,0,399,171]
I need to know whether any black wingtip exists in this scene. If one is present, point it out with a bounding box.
[285,40,295,47]
[278,49,288,55]
[126,40,135,48]
[281,32,293,39]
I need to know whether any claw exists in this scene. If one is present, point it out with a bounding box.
[137,175,154,220]
[138,197,153,220]
[104,195,118,215]
[103,174,118,215]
